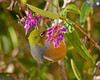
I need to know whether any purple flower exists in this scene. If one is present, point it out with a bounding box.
[25,8,29,15]
[18,8,42,34]
[47,31,52,36]
[37,14,42,18]
[37,14,42,21]
[53,25,57,31]
[53,39,59,47]
[31,17,37,28]
[58,27,67,32]
[46,25,66,48]
[47,27,52,31]
[21,18,25,22]
[59,32,64,37]
[25,8,32,16]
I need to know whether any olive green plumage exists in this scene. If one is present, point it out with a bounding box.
[28,28,46,46]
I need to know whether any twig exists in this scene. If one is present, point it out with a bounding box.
[7,0,17,11]
[45,20,49,28]
[71,21,100,51]
[62,0,72,9]
[44,1,49,11]
[40,1,50,27]
[45,0,60,11]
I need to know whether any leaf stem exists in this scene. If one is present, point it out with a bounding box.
[65,56,68,60]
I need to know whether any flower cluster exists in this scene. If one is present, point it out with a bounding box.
[46,25,67,47]
[17,8,67,48]
[19,8,42,34]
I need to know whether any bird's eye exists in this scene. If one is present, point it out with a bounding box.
[40,32,45,37]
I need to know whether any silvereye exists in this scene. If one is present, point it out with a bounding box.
[28,28,66,63]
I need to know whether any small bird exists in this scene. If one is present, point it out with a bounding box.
[28,28,66,63]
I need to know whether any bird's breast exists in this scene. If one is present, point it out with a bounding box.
[44,41,66,62]
[30,41,66,63]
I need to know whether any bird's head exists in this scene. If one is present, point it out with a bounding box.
[28,28,46,46]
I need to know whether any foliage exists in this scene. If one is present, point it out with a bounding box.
[80,2,93,24]
[0,0,100,80]
[27,4,59,19]
[71,59,82,80]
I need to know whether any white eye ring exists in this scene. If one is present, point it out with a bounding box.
[40,32,45,37]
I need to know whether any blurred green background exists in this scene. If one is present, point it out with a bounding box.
[0,0,100,80]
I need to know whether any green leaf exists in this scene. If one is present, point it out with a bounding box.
[27,4,59,19]
[66,4,81,14]
[71,59,82,80]
[60,4,80,17]
[8,27,18,48]
[63,19,93,62]
[1,35,11,52]
[80,2,92,23]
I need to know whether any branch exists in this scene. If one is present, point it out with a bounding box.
[62,0,72,9]
[71,21,100,51]
[40,1,50,27]
[44,1,49,11]
[54,17,100,50]
[7,0,17,11]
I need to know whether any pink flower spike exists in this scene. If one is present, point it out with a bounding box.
[53,25,58,31]
[47,31,52,36]
[18,8,43,34]
[37,14,42,18]
[46,25,66,47]
[58,27,67,32]
[47,27,52,31]
[25,8,29,16]
[53,39,59,47]
[21,18,25,22]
